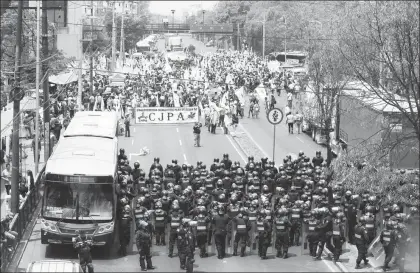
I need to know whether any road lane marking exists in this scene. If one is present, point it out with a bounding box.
[132,139,134,145]
[225,134,247,164]
[176,128,179,133]
[183,153,187,162]
[179,139,182,146]
[296,136,304,143]
[322,257,339,272]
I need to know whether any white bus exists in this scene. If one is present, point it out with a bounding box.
[63,111,119,139]
[40,111,119,248]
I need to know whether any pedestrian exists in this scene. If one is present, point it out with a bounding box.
[193,122,202,147]
[27,170,35,191]
[295,111,303,134]
[1,163,12,195]
[287,91,293,108]
[31,136,41,164]
[50,131,57,153]
[286,113,295,134]
[125,115,131,137]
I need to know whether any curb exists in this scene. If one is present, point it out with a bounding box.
[323,247,349,272]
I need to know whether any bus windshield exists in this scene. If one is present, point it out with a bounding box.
[43,182,114,222]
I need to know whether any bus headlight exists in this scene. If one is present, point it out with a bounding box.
[96,222,114,235]
[41,219,60,234]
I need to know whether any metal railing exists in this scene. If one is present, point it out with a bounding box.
[0,165,45,272]
[144,24,190,30]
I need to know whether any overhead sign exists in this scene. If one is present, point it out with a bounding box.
[135,107,199,124]
[267,108,284,125]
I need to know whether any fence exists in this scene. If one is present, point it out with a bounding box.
[0,165,45,272]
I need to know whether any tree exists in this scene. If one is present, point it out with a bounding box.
[303,20,352,166]
[212,1,253,24]
[1,8,73,90]
[330,142,419,207]
[103,10,149,54]
[339,1,419,169]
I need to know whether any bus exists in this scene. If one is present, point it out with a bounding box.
[63,111,119,139]
[40,112,119,247]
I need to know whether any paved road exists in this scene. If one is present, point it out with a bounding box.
[240,92,326,162]
[16,39,333,272]
[16,124,333,272]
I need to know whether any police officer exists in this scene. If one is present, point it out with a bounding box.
[73,230,94,273]
[331,211,346,263]
[194,206,211,258]
[306,209,321,257]
[168,203,184,258]
[315,207,332,260]
[256,210,272,259]
[177,219,195,271]
[275,208,291,258]
[354,216,370,269]
[395,221,411,272]
[380,220,398,271]
[289,201,303,246]
[232,208,251,257]
[135,220,155,271]
[212,205,230,259]
[119,204,133,256]
[153,201,168,246]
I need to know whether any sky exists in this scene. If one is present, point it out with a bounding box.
[149,1,218,17]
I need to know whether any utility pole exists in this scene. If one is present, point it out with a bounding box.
[237,22,240,51]
[120,1,125,65]
[284,17,287,64]
[90,0,94,94]
[42,0,50,162]
[77,20,83,109]
[111,1,116,72]
[11,0,23,214]
[34,0,41,176]
[262,13,266,59]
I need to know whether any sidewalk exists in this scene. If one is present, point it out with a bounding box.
[1,138,45,217]
[323,240,420,272]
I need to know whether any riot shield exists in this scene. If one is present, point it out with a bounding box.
[210,232,216,254]
[165,224,170,251]
[166,227,179,256]
[301,222,310,255]
[249,222,258,255]
[343,219,349,251]
[367,234,384,260]
[226,221,235,255]
[129,216,136,254]
[270,229,276,255]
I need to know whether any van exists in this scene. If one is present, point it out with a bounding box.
[26,260,83,272]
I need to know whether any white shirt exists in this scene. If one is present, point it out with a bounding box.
[287,92,293,101]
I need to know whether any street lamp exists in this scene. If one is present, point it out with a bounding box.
[202,10,205,24]
[171,9,175,30]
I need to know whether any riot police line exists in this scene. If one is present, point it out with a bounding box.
[114,148,419,272]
